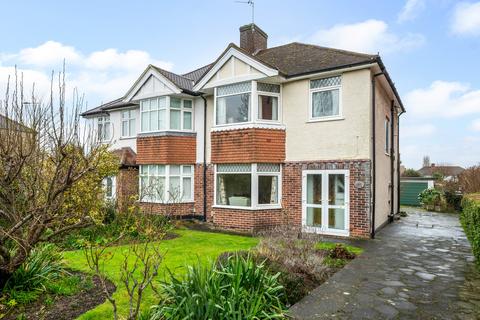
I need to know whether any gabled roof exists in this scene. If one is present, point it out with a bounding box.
[82,38,405,117]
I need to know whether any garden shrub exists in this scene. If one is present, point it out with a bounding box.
[152,254,287,320]
[4,244,65,292]
[418,188,443,207]
[460,194,480,267]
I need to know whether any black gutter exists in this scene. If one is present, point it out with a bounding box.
[371,72,384,239]
[389,100,395,223]
[201,95,208,222]
[375,57,405,113]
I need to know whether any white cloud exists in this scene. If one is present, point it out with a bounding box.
[17,41,82,67]
[309,19,425,54]
[0,41,173,105]
[471,118,480,131]
[405,80,480,117]
[451,2,480,36]
[401,123,436,139]
[398,0,426,23]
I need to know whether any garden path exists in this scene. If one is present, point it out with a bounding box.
[290,208,480,319]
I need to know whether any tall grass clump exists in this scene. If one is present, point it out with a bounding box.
[152,254,287,320]
[4,244,65,292]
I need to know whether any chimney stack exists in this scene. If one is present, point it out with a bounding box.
[239,23,268,54]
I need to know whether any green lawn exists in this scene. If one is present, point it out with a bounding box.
[63,229,258,319]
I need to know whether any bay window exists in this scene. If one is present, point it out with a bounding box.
[216,82,251,125]
[121,109,136,137]
[310,76,342,120]
[97,116,111,142]
[140,96,193,132]
[140,164,193,203]
[215,81,282,126]
[215,163,281,209]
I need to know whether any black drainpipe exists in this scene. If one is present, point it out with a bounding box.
[201,95,208,222]
[396,109,405,214]
[389,100,395,222]
[371,72,384,239]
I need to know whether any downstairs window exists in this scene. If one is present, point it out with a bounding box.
[215,163,281,209]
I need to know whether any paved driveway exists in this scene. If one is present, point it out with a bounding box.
[290,209,480,319]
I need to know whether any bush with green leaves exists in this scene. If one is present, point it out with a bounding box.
[418,188,443,206]
[152,254,287,320]
[460,194,480,267]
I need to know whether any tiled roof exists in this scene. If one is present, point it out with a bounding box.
[82,40,402,117]
[112,147,137,167]
[151,65,195,91]
[254,42,377,78]
[418,166,465,177]
[81,98,138,117]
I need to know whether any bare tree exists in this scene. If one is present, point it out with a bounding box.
[0,68,116,285]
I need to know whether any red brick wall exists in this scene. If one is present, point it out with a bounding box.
[200,160,372,238]
[138,202,194,217]
[137,135,196,164]
[116,167,139,211]
[211,128,285,163]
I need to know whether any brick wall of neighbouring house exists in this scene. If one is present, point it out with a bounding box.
[211,128,285,163]
[137,134,196,164]
[116,167,139,211]
[202,160,372,238]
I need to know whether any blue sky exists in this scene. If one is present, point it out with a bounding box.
[0,0,479,169]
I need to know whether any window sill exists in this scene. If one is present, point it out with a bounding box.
[212,205,282,211]
[120,136,136,140]
[307,116,344,123]
[211,122,286,132]
[138,200,195,204]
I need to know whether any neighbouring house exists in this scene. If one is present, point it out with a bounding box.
[81,23,405,238]
[418,163,465,181]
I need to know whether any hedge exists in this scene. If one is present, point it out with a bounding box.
[460,193,480,267]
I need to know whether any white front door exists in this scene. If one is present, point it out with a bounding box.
[302,169,350,236]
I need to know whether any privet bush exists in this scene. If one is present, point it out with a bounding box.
[460,194,480,267]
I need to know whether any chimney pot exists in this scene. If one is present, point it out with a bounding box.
[239,23,268,54]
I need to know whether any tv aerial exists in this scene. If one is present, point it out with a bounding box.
[235,0,255,24]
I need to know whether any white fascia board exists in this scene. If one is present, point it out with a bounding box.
[193,47,279,91]
[123,66,182,102]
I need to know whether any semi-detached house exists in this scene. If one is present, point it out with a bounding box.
[82,23,404,239]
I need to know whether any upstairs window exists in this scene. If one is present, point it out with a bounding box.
[216,82,251,125]
[310,76,342,120]
[121,109,136,137]
[97,116,111,142]
[140,96,193,132]
[257,83,280,122]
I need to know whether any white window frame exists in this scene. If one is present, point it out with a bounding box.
[121,109,136,138]
[214,81,282,128]
[97,116,111,142]
[308,76,343,122]
[301,169,350,237]
[103,176,116,200]
[140,96,194,133]
[385,117,390,156]
[139,164,194,203]
[256,84,282,123]
[213,163,282,210]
